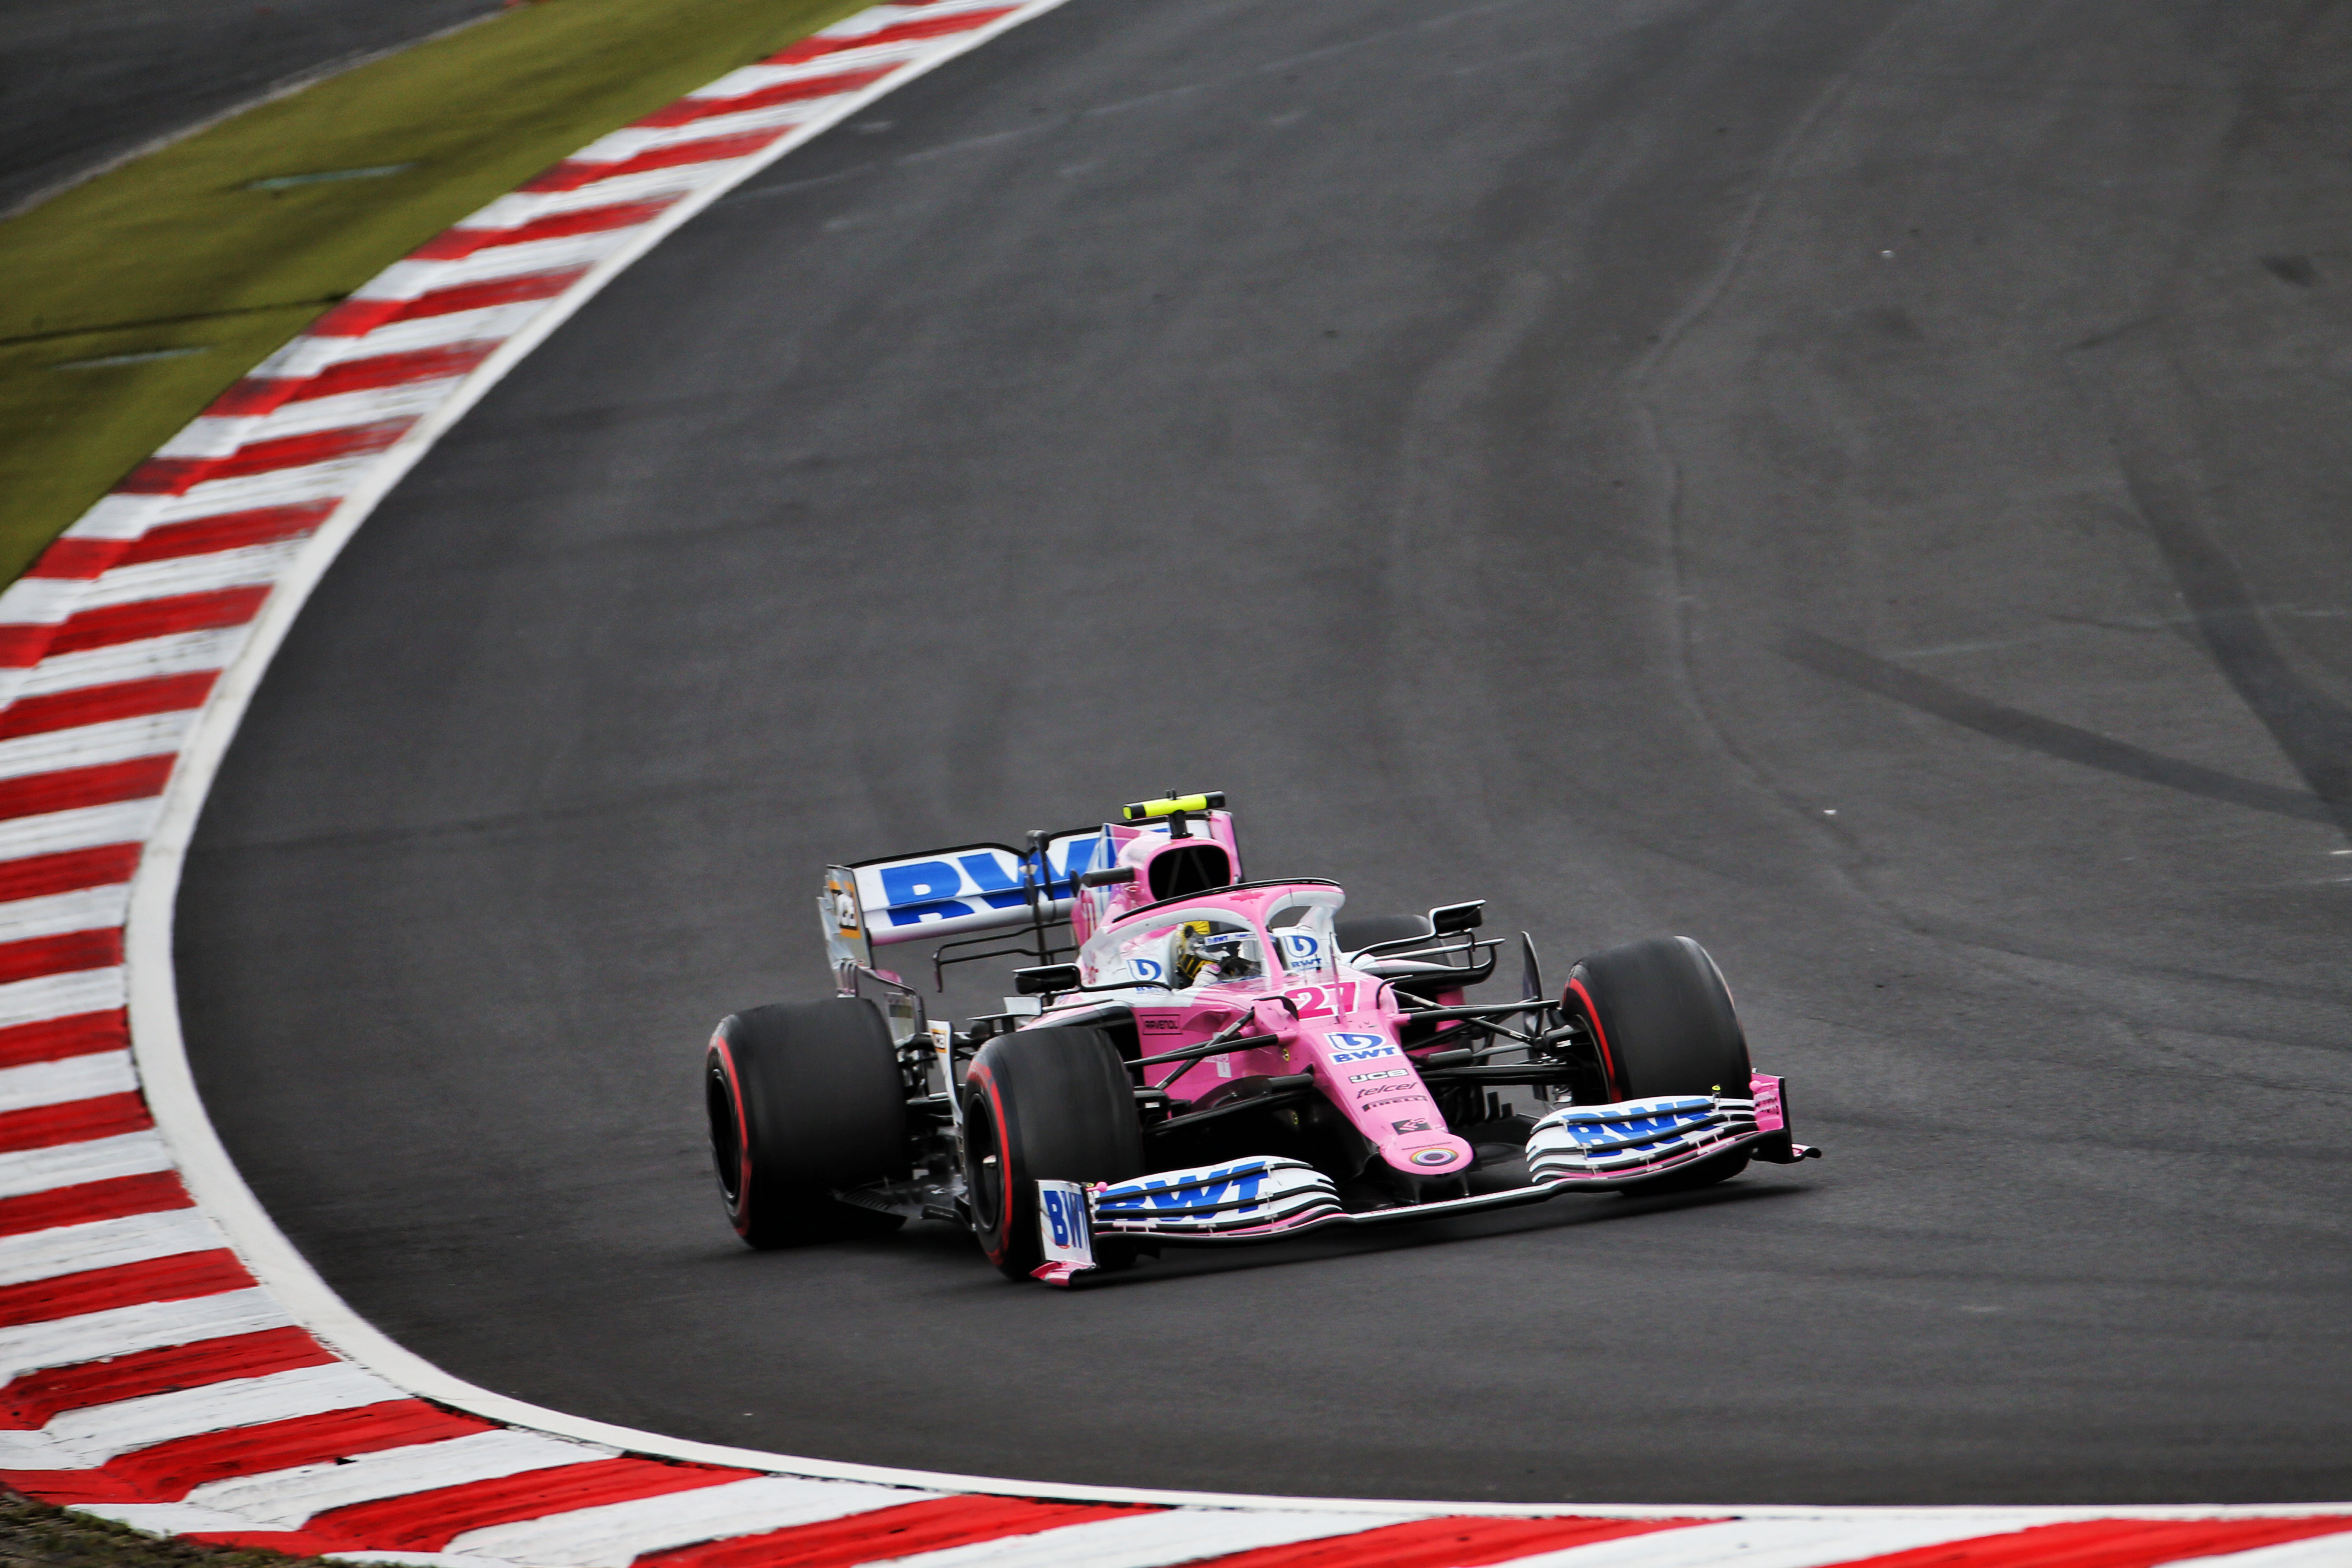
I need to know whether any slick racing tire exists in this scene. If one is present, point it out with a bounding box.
[706,999,909,1249]
[1561,935,1754,1192]
[963,1026,1144,1281]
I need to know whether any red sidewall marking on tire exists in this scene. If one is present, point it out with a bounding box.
[707,1034,752,1233]
[966,1060,1017,1265]
[1564,977,1620,1100]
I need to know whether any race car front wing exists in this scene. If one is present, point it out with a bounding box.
[1030,1075,1819,1285]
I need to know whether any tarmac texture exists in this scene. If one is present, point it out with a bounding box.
[0,0,500,217]
[175,0,2352,1506]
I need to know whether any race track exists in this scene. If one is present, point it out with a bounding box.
[0,0,498,215]
[174,0,2352,1506]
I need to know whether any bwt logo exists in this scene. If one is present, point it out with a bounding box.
[1324,1031,1394,1064]
[1098,1163,1269,1216]
[873,839,1102,926]
[1041,1187,1089,1250]
[1562,1111,1708,1147]
[1278,932,1322,970]
[1130,957,1164,983]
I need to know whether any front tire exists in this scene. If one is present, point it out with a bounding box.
[706,999,909,1249]
[1561,936,1754,1191]
[963,1027,1144,1280]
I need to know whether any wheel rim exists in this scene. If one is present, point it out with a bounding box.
[706,1061,744,1207]
[964,1089,1003,1237]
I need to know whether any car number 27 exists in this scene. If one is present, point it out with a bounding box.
[1281,983,1364,1019]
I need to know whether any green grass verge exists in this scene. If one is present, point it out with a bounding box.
[0,0,869,586]
[0,1488,326,1568]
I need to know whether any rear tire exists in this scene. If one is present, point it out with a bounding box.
[1561,936,1754,1191]
[963,1027,1144,1280]
[706,999,909,1249]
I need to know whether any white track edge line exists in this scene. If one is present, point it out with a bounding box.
[103,0,2352,1529]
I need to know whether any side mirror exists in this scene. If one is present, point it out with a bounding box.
[1013,963,1080,996]
[1080,866,1136,887]
[1428,901,1485,936]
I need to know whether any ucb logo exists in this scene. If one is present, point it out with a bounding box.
[1324,1032,1384,1052]
[1042,1188,1087,1249]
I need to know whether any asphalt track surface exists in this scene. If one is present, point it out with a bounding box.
[176,0,2352,1507]
[0,0,497,216]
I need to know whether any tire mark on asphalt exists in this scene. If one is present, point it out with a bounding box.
[2082,360,2352,837]
[2060,0,2352,840]
[1779,628,2333,826]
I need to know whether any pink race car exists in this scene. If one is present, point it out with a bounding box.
[702,793,1818,1285]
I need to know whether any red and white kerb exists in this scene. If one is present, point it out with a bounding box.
[0,0,2344,1561]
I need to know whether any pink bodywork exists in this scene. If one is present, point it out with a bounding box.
[1036,852,1478,1182]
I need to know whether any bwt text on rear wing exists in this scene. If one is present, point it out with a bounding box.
[820,826,1106,976]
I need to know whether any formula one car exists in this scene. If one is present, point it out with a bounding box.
[702,794,1818,1285]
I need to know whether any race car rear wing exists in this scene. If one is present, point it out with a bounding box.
[820,802,1241,973]
[821,826,1104,972]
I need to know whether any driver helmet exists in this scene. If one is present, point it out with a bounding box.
[1171,919,1264,988]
